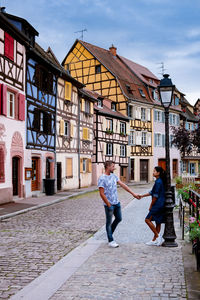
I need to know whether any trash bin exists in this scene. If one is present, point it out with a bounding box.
[43,178,55,195]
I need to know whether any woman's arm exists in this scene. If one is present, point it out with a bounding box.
[140,192,151,198]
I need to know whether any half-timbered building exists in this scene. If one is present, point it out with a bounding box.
[0,9,32,203]
[93,95,130,184]
[63,40,155,182]
[56,68,96,190]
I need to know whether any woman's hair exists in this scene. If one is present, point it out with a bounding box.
[155,166,167,188]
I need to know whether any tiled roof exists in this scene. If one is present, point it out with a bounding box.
[94,102,129,120]
[78,40,153,104]
[119,56,159,88]
[182,107,199,122]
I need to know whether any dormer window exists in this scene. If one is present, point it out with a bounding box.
[111,102,116,111]
[139,88,146,98]
[97,99,103,108]
[95,65,101,74]
[126,84,132,94]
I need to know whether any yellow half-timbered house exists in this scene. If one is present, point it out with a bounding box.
[63,40,156,182]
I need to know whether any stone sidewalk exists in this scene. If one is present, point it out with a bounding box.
[9,185,190,300]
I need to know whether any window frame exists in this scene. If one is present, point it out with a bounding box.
[83,158,87,172]
[106,118,113,131]
[106,143,113,156]
[95,65,101,74]
[111,102,116,111]
[139,88,146,98]
[85,100,90,114]
[130,130,135,145]
[97,99,103,108]
[120,144,126,157]
[0,145,5,183]
[141,108,146,121]
[64,121,70,137]
[120,122,126,135]
[7,91,15,119]
[141,132,147,146]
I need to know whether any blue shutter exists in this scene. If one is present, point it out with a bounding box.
[162,134,165,147]
[154,133,157,146]
[185,122,189,130]
[162,112,165,123]
[176,115,180,126]
[169,114,172,125]
[154,110,157,121]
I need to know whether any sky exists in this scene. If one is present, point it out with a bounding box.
[2,0,200,105]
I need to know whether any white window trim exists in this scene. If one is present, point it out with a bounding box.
[7,91,15,118]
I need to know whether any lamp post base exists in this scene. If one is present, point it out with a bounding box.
[162,190,178,247]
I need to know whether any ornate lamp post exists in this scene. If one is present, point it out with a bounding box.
[157,74,178,247]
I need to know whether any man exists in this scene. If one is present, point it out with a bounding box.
[98,160,139,248]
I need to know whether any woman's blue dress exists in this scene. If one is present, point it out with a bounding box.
[146,177,165,224]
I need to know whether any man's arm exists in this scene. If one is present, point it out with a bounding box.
[117,180,139,198]
[99,187,111,207]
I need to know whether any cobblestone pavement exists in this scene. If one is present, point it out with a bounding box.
[0,184,145,299]
[51,189,187,300]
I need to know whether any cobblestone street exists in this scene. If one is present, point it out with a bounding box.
[0,184,143,299]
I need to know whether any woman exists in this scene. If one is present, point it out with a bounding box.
[139,166,166,246]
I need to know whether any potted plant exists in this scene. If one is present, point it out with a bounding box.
[175,176,183,189]
[189,217,200,270]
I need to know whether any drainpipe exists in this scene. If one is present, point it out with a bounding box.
[54,75,58,193]
[78,93,81,189]
[96,110,98,163]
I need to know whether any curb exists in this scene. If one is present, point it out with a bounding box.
[0,189,99,221]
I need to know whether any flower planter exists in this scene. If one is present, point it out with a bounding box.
[176,183,183,189]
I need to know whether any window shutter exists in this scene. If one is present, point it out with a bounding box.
[147,133,151,146]
[4,32,14,61]
[162,112,165,123]
[70,123,74,137]
[154,110,157,121]
[136,132,141,145]
[126,122,130,135]
[2,84,7,116]
[127,145,131,157]
[65,82,72,101]
[103,142,106,155]
[90,102,94,115]
[185,122,189,130]
[66,158,73,178]
[82,127,88,140]
[147,109,150,121]
[154,134,157,147]
[176,115,180,126]
[102,117,107,131]
[80,158,83,173]
[162,134,165,147]
[138,107,141,119]
[87,159,92,173]
[0,84,2,114]
[60,119,64,136]
[18,93,25,121]
[169,114,172,125]
[113,119,117,133]
[81,99,85,111]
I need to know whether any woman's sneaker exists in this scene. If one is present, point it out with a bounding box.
[108,241,119,248]
[156,234,164,246]
[145,239,158,246]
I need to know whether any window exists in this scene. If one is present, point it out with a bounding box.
[97,99,103,108]
[65,82,72,101]
[130,131,135,145]
[95,65,101,74]
[174,96,179,106]
[111,102,116,111]
[126,84,132,94]
[120,122,126,134]
[34,64,53,94]
[64,121,69,136]
[141,132,147,146]
[182,161,187,172]
[4,32,14,61]
[85,100,90,114]
[83,158,87,172]
[82,127,89,140]
[66,158,73,178]
[127,105,133,118]
[7,91,15,118]
[155,133,162,147]
[120,145,126,157]
[0,146,5,182]
[139,88,146,98]
[106,143,113,156]
[141,108,146,121]
[106,119,113,131]
[32,109,52,134]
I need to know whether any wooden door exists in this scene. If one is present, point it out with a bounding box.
[12,157,19,195]
[140,160,148,182]
[57,162,62,190]
[130,159,134,180]
[158,159,166,171]
[172,159,178,178]
[120,166,127,182]
[32,158,39,191]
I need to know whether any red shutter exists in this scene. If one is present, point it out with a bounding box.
[18,93,25,121]
[0,84,2,114]
[4,32,14,61]
[2,84,7,116]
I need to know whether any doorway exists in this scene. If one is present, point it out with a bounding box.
[120,166,127,182]
[158,159,166,171]
[32,157,39,191]
[172,159,178,178]
[130,159,134,180]
[12,157,19,196]
[140,159,148,182]
[57,162,62,190]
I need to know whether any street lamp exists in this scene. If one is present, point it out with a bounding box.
[157,74,178,247]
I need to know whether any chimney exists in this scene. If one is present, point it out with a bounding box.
[109,44,117,56]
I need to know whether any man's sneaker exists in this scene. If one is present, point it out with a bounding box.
[108,241,119,248]
[145,239,158,246]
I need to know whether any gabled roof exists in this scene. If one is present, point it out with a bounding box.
[119,56,159,88]
[64,40,154,104]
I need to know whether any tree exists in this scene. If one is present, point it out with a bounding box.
[171,124,193,157]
